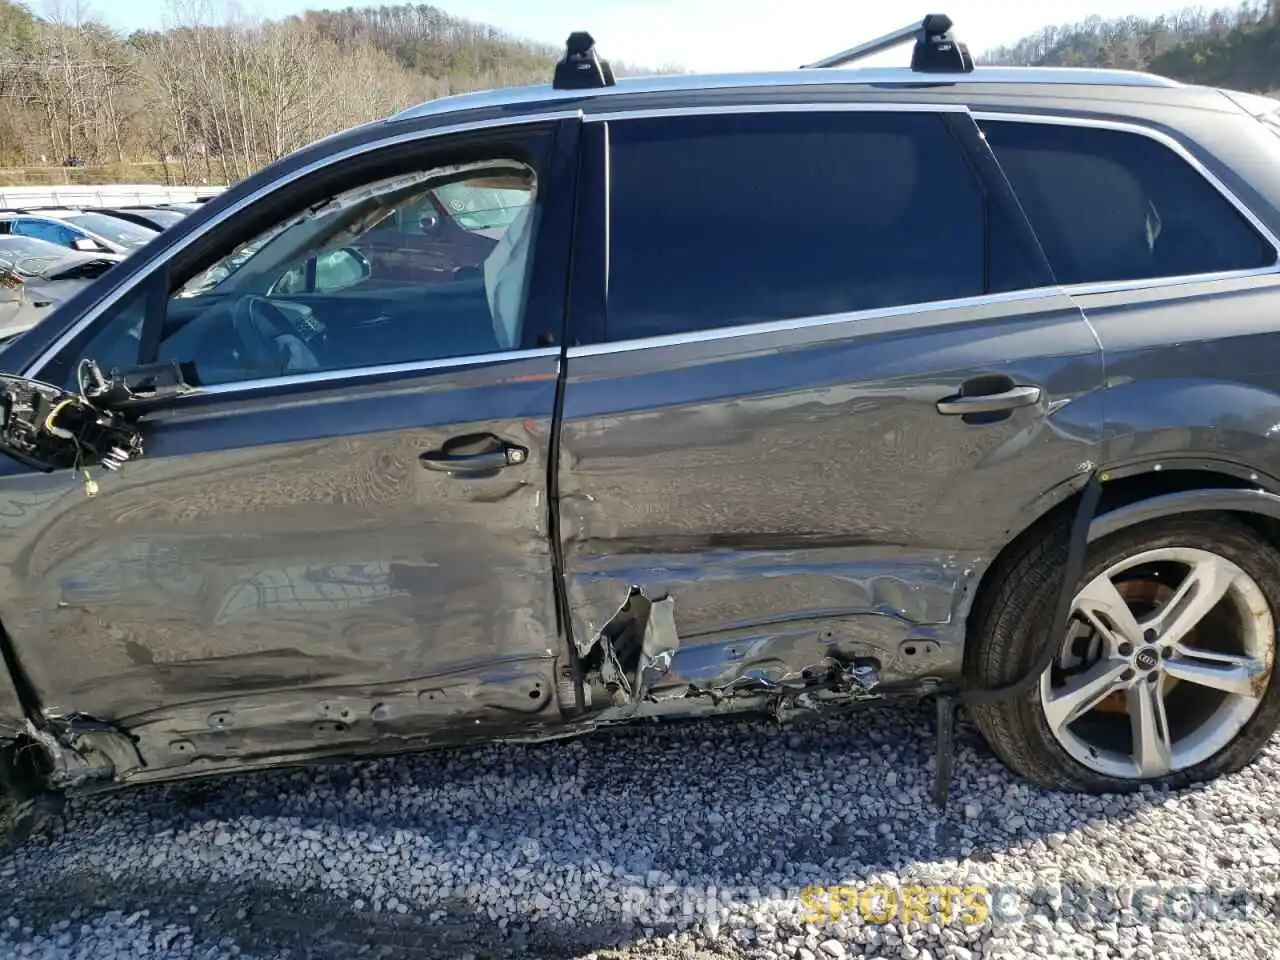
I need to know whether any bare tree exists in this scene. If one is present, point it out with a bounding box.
[0,0,657,178]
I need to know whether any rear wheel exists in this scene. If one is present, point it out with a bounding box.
[969,514,1280,792]
[0,738,61,850]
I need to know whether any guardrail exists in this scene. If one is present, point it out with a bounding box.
[0,184,226,209]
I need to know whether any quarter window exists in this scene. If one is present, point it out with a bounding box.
[980,120,1278,286]
[604,110,988,342]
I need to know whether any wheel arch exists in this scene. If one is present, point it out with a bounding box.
[962,462,1280,675]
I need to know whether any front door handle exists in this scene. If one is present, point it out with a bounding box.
[936,385,1041,416]
[420,433,528,476]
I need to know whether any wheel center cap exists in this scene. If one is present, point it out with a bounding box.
[1135,646,1161,671]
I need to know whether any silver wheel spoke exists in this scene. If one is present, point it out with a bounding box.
[1044,545,1273,782]
[1074,573,1146,650]
[1147,553,1243,646]
[1128,680,1174,778]
[1043,658,1129,733]
[1165,647,1267,698]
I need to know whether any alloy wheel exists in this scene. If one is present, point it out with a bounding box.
[1039,546,1275,780]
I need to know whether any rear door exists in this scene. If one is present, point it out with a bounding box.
[0,117,581,781]
[556,102,1106,705]
[975,112,1280,473]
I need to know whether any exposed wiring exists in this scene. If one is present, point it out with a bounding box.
[41,393,99,496]
[42,397,75,440]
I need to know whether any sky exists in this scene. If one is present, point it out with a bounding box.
[91,0,1195,71]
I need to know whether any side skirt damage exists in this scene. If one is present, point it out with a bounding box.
[24,715,145,789]
[578,587,885,724]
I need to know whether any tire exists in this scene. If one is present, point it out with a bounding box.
[968,512,1280,792]
[0,740,61,851]
[0,792,52,852]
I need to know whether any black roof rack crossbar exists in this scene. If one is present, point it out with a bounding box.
[801,14,973,74]
[553,31,616,90]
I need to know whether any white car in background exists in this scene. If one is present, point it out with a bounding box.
[0,234,123,341]
[0,209,159,255]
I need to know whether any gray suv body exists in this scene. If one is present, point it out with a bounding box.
[0,27,1279,806]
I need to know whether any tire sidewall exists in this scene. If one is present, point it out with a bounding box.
[1012,516,1280,792]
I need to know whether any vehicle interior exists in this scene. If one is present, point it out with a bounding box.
[81,163,540,388]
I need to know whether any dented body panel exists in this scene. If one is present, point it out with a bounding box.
[0,656,22,738]
[1073,273,1280,477]
[0,356,566,780]
[557,295,1106,700]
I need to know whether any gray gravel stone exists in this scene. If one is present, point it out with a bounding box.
[0,705,1278,959]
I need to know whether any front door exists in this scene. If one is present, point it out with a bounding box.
[0,118,579,781]
[555,104,1105,704]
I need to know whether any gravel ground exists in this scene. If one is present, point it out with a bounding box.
[2,703,1279,959]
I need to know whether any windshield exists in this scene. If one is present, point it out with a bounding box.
[0,235,75,261]
[433,182,529,231]
[178,224,291,296]
[64,213,157,248]
[0,254,57,277]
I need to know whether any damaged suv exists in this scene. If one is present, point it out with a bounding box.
[2,16,1280,820]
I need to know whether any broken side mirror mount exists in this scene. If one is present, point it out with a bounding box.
[0,373,143,474]
[81,359,195,408]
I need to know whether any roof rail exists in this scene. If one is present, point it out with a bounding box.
[802,14,973,73]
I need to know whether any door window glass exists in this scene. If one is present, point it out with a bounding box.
[604,110,987,341]
[41,282,149,391]
[980,120,1277,286]
[54,162,540,390]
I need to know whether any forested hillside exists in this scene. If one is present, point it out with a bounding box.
[983,0,1280,94]
[0,2,652,180]
[5,0,1277,186]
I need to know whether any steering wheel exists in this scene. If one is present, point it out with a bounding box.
[231,295,320,376]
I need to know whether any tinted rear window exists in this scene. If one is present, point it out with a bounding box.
[605,110,987,341]
[981,120,1277,286]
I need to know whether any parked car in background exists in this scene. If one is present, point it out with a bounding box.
[99,207,188,231]
[159,202,204,215]
[0,235,123,280]
[0,210,159,255]
[0,236,122,339]
[1,19,1280,824]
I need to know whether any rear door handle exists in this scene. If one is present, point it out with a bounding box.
[936,385,1041,416]
[420,434,528,475]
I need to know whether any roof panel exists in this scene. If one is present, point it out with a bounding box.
[390,66,1183,124]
